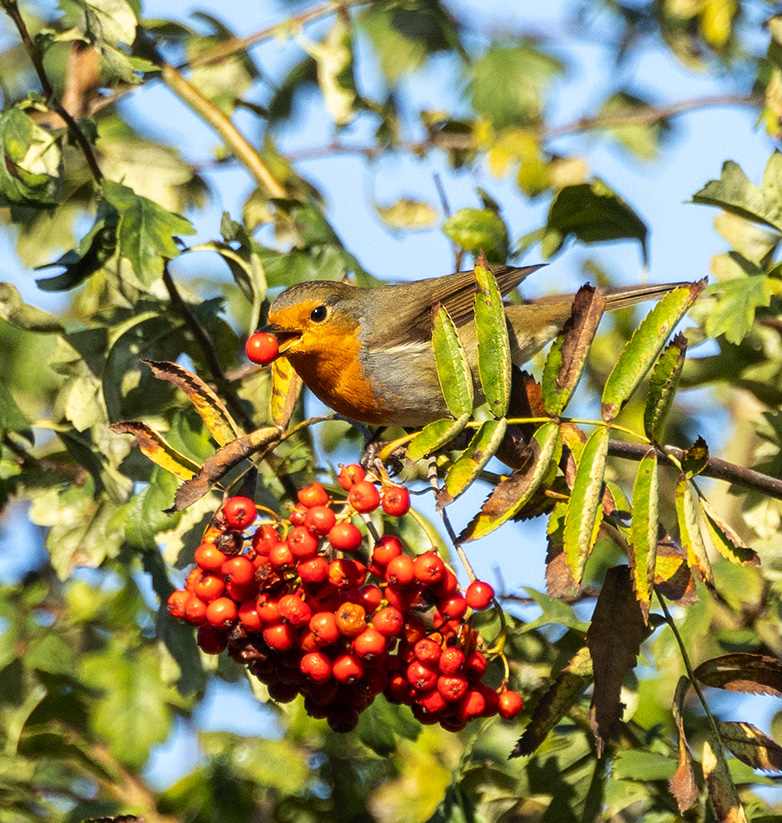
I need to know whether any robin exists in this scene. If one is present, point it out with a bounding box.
[261,264,683,433]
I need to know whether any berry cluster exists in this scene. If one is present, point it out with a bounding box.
[167,466,522,732]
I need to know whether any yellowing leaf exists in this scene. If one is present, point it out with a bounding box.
[109,421,199,480]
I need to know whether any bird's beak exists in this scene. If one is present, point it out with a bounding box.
[256,323,302,354]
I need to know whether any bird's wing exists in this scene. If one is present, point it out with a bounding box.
[378,264,545,349]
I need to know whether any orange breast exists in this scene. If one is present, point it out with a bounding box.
[286,329,388,425]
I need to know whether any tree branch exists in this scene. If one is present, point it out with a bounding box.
[1,0,104,183]
[607,439,782,502]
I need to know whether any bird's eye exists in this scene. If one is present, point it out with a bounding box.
[310,305,328,322]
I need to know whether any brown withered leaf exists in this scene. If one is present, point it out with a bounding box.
[586,565,648,756]
[654,530,697,605]
[171,426,280,512]
[718,721,782,774]
[694,653,782,697]
[143,359,239,446]
[703,731,749,823]
[682,435,709,478]
[542,284,606,416]
[669,676,698,814]
[510,646,593,758]
[271,355,302,430]
[545,501,579,598]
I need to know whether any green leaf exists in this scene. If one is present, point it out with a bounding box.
[442,207,509,264]
[461,421,560,541]
[0,107,61,206]
[644,333,687,442]
[704,272,773,345]
[602,282,703,421]
[681,436,709,478]
[675,475,715,590]
[563,426,609,585]
[473,262,511,416]
[375,198,438,231]
[542,285,606,416]
[357,698,420,756]
[542,179,648,261]
[701,497,760,566]
[431,304,473,418]
[601,91,671,160]
[0,381,32,444]
[102,180,194,284]
[407,414,470,462]
[469,44,563,130]
[121,467,181,550]
[0,282,64,331]
[692,152,782,233]
[441,418,507,505]
[629,449,658,620]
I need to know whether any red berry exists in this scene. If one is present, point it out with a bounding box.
[298,482,329,508]
[457,689,486,721]
[406,661,438,692]
[417,689,448,715]
[372,535,403,566]
[382,485,410,517]
[206,596,238,629]
[222,496,257,530]
[498,689,523,719]
[431,569,459,599]
[267,681,299,703]
[437,674,469,702]
[372,606,404,637]
[289,505,307,526]
[353,626,387,659]
[251,525,281,556]
[309,611,340,646]
[297,556,329,584]
[167,589,189,619]
[328,521,363,552]
[185,568,201,592]
[337,464,365,491]
[413,552,446,585]
[221,555,255,587]
[304,505,336,536]
[194,542,228,572]
[328,558,365,589]
[184,594,207,625]
[348,480,380,512]
[263,622,296,652]
[327,705,360,732]
[225,580,258,602]
[245,331,279,365]
[385,555,415,587]
[193,572,225,602]
[287,526,319,560]
[357,584,383,613]
[386,674,413,704]
[269,542,294,570]
[278,594,312,627]
[256,594,281,625]
[438,594,468,620]
[332,653,364,684]
[335,602,367,638]
[464,651,488,681]
[300,651,333,683]
[438,647,465,675]
[414,638,442,666]
[238,600,263,631]
[465,580,494,610]
[197,625,228,654]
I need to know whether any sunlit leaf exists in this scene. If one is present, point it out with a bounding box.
[629,449,658,620]
[270,355,302,430]
[669,676,698,813]
[431,304,473,418]
[700,498,760,566]
[473,261,511,417]
[695,652,782,697]
[407,415,470,462]
[675,475,715,589]
[644,333,687,442]
[718,722,782,774]
[440,418,506,506]
[442,207,509,264]
[702,730,749,823]
[109,421,200,480]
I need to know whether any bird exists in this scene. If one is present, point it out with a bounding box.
[261,264,683,431]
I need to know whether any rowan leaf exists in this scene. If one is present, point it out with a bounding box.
[629,449,658,620]
[143,360,240,447]
[669,676,698,814]
[407,414,470,463]
[602,281,704,421]
[718,722,782,774]
[442,207,509,264]
[441,418,506,506]
[682,435,710,478]
[542,285,605,416]
[109,421,200,480]
[586,565,648,756]
[700,498,760,566]
[510,646,593,758]
[694,652,782,697]
[461,421,560,541]
[563,426,608,585]
[704,273,774,345]
[644,332,687,442]
[0,282,64,332]
[545,500,579,598]
[431,304,473,418]
[102,180,194,284]
[675,475,715,590]
[271,356,303,430]
[0,381,32,444]
[473,260,511,417]
[0,107,61,206]
[702,730,749,823]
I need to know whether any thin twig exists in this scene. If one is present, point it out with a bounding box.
[1,0,104,183]
[607,439,782,502]
[161,266,256,433]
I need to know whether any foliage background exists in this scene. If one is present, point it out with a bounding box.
[2,0,782,821]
